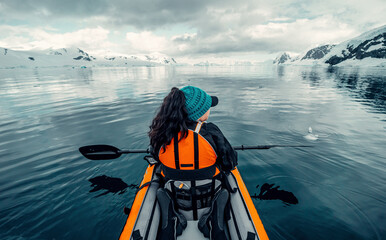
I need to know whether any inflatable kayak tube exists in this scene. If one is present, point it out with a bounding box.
[119,164,269,240]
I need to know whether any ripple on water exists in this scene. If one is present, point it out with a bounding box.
[0,66,385,240]
[252,175,383,240]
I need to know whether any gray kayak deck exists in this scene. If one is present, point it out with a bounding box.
[178,221,207,240]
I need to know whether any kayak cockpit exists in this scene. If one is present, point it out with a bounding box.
[119,164,269,240]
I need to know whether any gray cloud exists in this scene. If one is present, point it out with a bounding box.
[0,0,275,30]
[0,0,109,18]
[1,0,385,57]
[105,0,211,29]
[171,34,301,56]
[1,0,211,29]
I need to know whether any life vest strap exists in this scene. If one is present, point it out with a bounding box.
[194,132,199,169]
[191,180,198,220]
[173,134,180,169]
[194,121,203,133]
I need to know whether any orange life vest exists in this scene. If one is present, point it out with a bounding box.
[158,122,220,176]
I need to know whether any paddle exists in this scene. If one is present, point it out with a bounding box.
[79,144,312,160]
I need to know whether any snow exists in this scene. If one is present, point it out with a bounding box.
[367,42,385,52]
[0,47,179,69]
[348,25,386,46]
[335,58,386,67]
[276,25,386,67]
[273,52,291,64]
[323,25,386,61]
[281,56,386,67]
[1,25,385,69]
[288,59,328,66]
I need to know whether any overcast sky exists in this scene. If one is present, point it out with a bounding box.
[0,0,385,63]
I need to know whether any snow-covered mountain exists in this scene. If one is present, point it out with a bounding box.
[301,44,335,60]
[275,25,386,66]
[141,52,177,65]
[273,52,291,64]
[324,26,385,65]
[0,47,178,68]
[283,44,336,65]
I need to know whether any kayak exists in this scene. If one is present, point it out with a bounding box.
[119,163,269,240]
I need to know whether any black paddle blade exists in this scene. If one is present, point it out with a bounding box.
[79,145,122,160]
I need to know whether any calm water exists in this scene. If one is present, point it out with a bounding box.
[0,65,385,240]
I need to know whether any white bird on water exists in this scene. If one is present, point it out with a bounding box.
[304,127,319,141]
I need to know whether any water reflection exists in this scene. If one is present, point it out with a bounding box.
[331,68,386,114]
[301,68,322,86]
[295,66,386,115]
[88,175,137,197]
[252,183,298,205]
[1,66,385,240]
[326,67,386,113]
[77,67,94,84]
[276,65,285,77]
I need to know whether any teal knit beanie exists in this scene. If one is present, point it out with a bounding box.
[180,86,218,121]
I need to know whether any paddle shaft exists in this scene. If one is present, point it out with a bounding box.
[119,145,312,152]
[233,145,312,150]
[119,149,149,154]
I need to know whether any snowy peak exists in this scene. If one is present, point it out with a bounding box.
[73,48,96,61]
[47,48,96,61]
[275,25,386,66]
[143,53,177,65]
[100,52,178,66]
[0,47,99,68]
[273,52,291,64]
[325,26,386,65]
[301,44,335,60]
[0,47,179,68]
[48,48,67,56]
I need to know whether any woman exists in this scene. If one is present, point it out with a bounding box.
[149,86,237,173]
[149,86,237,239]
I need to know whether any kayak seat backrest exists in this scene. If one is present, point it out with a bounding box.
[156,188,187,239]
[164,178,222,221]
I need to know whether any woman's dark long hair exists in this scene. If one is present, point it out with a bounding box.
[149,87,191,154]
